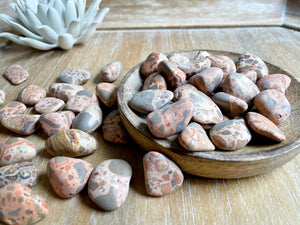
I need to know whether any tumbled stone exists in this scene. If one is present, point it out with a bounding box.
[35,97,65,114]
[0,101,27,121]
[0,183,48,225]
[241,70,257,83]
[129,90,174,114]
[72,104,102,134]
[45,129,98,157]
[40,111,75,136]
[49,83,84,102]
[246,112,286,142]
[254,89,291,124]
[189,67,223,95]
[59,69,90,85]
[65,90,99,113]
[4,64,29,85]
[88,159,132,211]
[208,55,236,80]
[143,151,184,196]
[222,72,260,105]
[0,137,36,166]
[1,114,40,135]
[17,84,46,105]
[192,51,211,74]
[167,53,194,76]
[200,114,229,130]
[256,74,291,93]
[178,122,215,151]
[157,60,186,88]
[96,82,118,108]
[0,161,38,188]
[173,84,198,101]
[0,90,5,106]
[102,109,129,143]
[237,52,268,79]
[47,156,93,198]
[141,52,168,77]
[212,92,248,118]
[147,98,194,138]
[100,61,123,82]
[210,119,251,150]
[143,72,167,90]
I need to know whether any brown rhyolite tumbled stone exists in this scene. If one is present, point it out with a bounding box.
[100,61,123,82]
[18,84,46,105]
[4,64,29,85]
[65,90,99,113]
[96,82,118,108]
[212,92,248,118]
[129,90,174,114]
[210,119,251,150]
[167,53,194,77]
[246,112,286,142]
[47,156,94,198]
[208,55,236,79]
[143,72,167,90]
[59,69,90,85]
[35,97,65,114]
[141,52,168,77]
[0,182,48,225]
[254,89,291,124]
[49,83,84,102]
[0,101,27,121]
[178,122,215,151]
[143,151,184,197]
[1,114,40,135]
[157,60,186,88]
[147,98,194,138]
[256,74,291,93]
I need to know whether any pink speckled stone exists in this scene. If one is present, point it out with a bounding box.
[143,151,184,197]
[0,182,48,225]
[256,74,291,93]
[48,83,84,102]
[65,90,99,113]
[88,159,132,211]
[34,97,65,114]
[208,55,236,80]
[17,84,46,105]
[100,61,123,82]
[96,82,118,108]
[192,51,211,74]
[47,156,93,198]
[0,137,36,167]
[173,84,198,101]
[167,53,194,77]
[0,101,27,121]
[141,52,168,77]
[143,72,167,91]
[1,114,40,135]
[157,60,186,88]
[4,64,29,85]
[59,69,90,85]
[0,90,5,106]
[241,70,257,83]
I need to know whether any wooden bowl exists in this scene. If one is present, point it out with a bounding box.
[118,50,300,179]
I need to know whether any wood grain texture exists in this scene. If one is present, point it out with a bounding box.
[0,27,298,225]
[284,0,300,30]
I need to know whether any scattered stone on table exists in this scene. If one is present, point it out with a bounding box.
[241,70,257,83]
[102,109,129,143]
[0,137,36,166]
[65,90,99,113]
[88,159,132,211]
[143,72,167,91]
[45,129,98,157]
[237,52,268,79]
[178,122,215,151]
[100,61,123,82]
[210,119,252,150]
[0,101,27,121]
[35,97,65,114]
[72,104,102,134]
[59,69,90,85]
[1,114,40,135]
[147,98,194,138]
[0,161,38,188]
[254,89,291,124]
[40,111,75,136]
[208,55,236,80]
[17,84,46,105]
[167,53,194,77]
[222,72,260,105]
[0,90,5,106]
[157,60,186,88]
[143,151,184,197]
[246,112,286,142]
[141,52,168,77]
[212,92,248,118]
[4,64,29,85]
[95,82,118,108]
[192,51,211,74]
[129,90,174,114]
[49,83,84,102]
[47,156,93,198]
[0,182,48,225]
[256,74,291,93]
[188,67,223,95]
[173,84,198,101]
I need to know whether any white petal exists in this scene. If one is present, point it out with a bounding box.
[25,9,42,31]
[37,25,58,43]
[76,0,85,19]
[0,32,27,46]
[94,7,109,24]
[20,37,57,50]
[37,3,49,25]
[76,22,97,44]
[47,7,65,34]
[14,4,35,32]
[67,19,80,38]
[53,0,66,18]
[16,0,26,12]
[25,1,38,14]
[65,0,77,27]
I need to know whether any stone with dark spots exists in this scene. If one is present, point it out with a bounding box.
[65,90,100,113]
[157,60,186,88]
[4,64,29,85]
[100,61,123,82]
[256,74,291,93]
[192,51,211,75]
[17,84,46,106]
[0,101,27,121]
[1,115,40,135]
[141,52,168,77]
[59,69,90,85]
[143,72,167,90]
[48,83,84,102]
[208,55,236,81]
[95,82,118,108]
[35,97,65,114]
[167,53,194,77]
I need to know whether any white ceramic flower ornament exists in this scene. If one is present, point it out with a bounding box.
[0,0,109,50]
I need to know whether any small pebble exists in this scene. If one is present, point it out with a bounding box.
[72,104,102,134]
[241,70,257,83]
[59,69,90,85]
[142,72,167,90]
[49,83,84,102]
[0,182,48,225]
[65,90,99,113]
[143,151,184,196]
[100,61,123,82]
[47,156,93,198]
[208,55,236,81]
[96,82,118,108]
[1,114,40,135]
[17,84,46,105]
[0,101,27,121]
[0,137,36,166]
[88,159,132,211]
[167,53,194,77]
[192,51,211,74]
[0,90,5,106]
[35,97,65,114]
[256,74,291,93]
[0,161,38,188]
[4,64,29,85]
[39,111,75,136]
[173,84,198,101]
[141,52,168,77]
[45,129,98,157]
[157,60,186,88]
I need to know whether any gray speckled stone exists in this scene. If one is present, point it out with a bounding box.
[95,82,118,108]
[59,69,90,85]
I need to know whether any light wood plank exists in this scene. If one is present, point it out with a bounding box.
[284,0,300,30]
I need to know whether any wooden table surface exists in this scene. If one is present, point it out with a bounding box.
[0,1,299,225]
